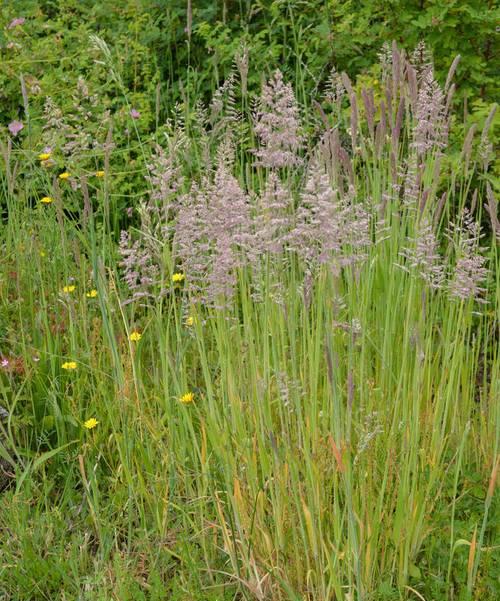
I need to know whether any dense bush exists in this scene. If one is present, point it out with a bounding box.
[2,1,498,114]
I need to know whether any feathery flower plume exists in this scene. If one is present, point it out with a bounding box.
[118,230,159,303]
[378,42,393,80]
[411,41,433,79]
[448,210,489,303]
[324,67,345,107]
[412,66,448,154]
[478,104,497,172]
[399,218,445,289]
[289,163,339,264]
[175,160,250,307]
[289,162,370,268]
[145,142,184,236]
[42,97,69,150]
[253,70,303,168]
[234,44,249,96]
[205,163,251,306]
[485,183,500,241]
[254,172,293,256]
[173,181,210,299]
[209,73,238,128]
[119,137,187,304]
[402,157,422,208]
[361,87,375,138]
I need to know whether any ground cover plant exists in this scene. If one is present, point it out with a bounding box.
[0,7,499,601]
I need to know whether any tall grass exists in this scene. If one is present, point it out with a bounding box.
[0,41,498,601]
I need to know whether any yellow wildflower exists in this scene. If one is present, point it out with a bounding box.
[172,272,185,283]
[62,361,77,370]
[38,152,51,161]
[41,196,53,204]
[62,285,76,293]
[179,392,194,404]
[83,417,98,430]
[86,289,98,298]
[58,172,71,180]
[185,316,194,326]
[95,170,105,178]
[39,250,46,257]
[129,331,142,342]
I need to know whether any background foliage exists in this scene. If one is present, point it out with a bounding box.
[1,0,498,117]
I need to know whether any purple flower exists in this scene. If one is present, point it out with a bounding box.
[8,120,23,136]
[1,358,9,368]
[130,108,140,119]
[8,17,25,29]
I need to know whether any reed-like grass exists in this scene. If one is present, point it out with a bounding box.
[0,41,498,601]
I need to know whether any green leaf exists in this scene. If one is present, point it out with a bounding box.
[16,441,78,490]
[41,415,55,430]
[32,441,78,472]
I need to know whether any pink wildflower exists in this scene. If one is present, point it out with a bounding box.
[130,108,140,119]
[8,17,25,29]
[8,120,23,136]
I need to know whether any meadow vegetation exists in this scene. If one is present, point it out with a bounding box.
[0,3,499,600]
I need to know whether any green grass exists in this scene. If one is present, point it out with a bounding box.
[0,34,498,601]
